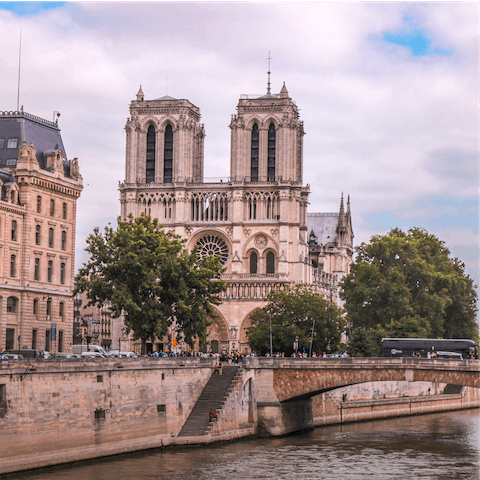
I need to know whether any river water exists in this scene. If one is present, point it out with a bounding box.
[12,410,479,480]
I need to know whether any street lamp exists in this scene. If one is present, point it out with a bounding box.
[293,336,299,356]
[308,317,316,357]
[269,312,273,357]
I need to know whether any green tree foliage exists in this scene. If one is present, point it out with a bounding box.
[340,228,478,356]
[247,284,345,355]
[75,215,226,351]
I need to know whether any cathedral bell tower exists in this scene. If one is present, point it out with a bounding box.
[124,87,205,185]
[229,83,305,183]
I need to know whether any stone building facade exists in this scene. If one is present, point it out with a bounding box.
[0,110,83,353]
[119,84,353,353]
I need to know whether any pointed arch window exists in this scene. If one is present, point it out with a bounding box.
[251,123,259,182]
[249,251,258,274]
[164,124,173,183]
[266,252,275,274]
[267,123,276,181]
[146,125,156,183]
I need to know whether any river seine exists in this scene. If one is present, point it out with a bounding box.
[13,409,479,480]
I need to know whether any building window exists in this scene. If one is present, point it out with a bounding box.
[50,199,55,216]
[35,225,41,245]
[58,331,63,352]
[61,231,66,250]
[0,138,4,149]
[267,123,276,181]
[46,298,52,317]
[34,258,40,281]
[251,123,259,182]
[32,329,38,349]
[7,138,18,149]
[146,125,156,183]
[60,263,65,284]
[164,124,173,183]
[249,251,258,274]
[62,202,67,219]
[59,302,64,318]
[47,260,52,282]
[10,255,16,277]
[7,297,17,313]
[49,228,54,248]
[33,299,39,315]
[266,252,275,274]
[11,220,17,241]
[37,196,42,213]
[196,235,229,266]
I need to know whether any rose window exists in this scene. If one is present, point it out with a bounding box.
[196,235,229,265]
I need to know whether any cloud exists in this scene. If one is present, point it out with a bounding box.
[0,2,476,289]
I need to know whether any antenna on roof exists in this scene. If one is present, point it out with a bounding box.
[16,28,22,112]
[267,51,272,95]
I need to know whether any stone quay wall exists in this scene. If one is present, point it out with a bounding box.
[0,358,478,475]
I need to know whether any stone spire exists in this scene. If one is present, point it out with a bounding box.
[136,85,145,101]
[280,82,289,98]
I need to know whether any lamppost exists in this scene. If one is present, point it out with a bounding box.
[308,317,316,357]
[269,312,273,357]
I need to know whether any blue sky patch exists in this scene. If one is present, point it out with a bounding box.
[383,16,450,57]
[0,2,65,16]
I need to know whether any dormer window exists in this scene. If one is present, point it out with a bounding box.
[146,125,156,183]
[7,138,18,149]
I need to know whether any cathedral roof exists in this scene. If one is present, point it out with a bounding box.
[0,110,68,173]
[155,95,177,101]
[307,213,339,245]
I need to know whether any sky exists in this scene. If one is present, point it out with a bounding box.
[0,2,478,292]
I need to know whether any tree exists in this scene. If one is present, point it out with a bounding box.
[75,215,226,352]
[247,284,345,355]
[340,227,478,356]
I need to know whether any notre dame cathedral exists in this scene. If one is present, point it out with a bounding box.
[119,82,353,354]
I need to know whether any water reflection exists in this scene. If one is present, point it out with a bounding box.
[13,410,479,480]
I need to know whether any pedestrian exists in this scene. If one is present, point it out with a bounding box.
[209,409,215,422]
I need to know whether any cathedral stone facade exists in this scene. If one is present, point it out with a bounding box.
[0,110,83,353]
[119,84,353,354]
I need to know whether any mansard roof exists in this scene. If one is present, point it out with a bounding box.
[0,110,69,174]
[307,212,339,245]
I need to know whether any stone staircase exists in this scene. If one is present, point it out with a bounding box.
[178,365,242,437]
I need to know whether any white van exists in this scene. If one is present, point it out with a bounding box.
[80,351,106,358]
[72,345,109,356]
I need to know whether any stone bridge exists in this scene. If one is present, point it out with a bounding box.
[243,357,480,435]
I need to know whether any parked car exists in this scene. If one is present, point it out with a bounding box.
[80,351,106,358]
[2,349,44,358]
[1,353,23,359]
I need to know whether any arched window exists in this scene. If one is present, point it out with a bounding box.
[7,297,17,313]
[37,196,42,213]
[46,298,52,317]
[49,228,54,248]
[146,125,156,183]
[33,299,39,316]
[164,124,173,183]
[35,225,40,245]
[266,251,275,274]
[249,251,258,274]
[11,220,17,241]
[61,231,66,250]
[10,254,16,277]
[47,260,53,282]
[251,123,259,182]
[60,262,65,284]
[59,302,64,318]
[34,258,40,281]
[62,202,67,219]
[267,123,276,181]
[50,199,55,216]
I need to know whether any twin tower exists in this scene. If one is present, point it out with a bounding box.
[119,84,353,354]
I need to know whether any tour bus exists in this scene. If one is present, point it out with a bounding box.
[381,338,478,359]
